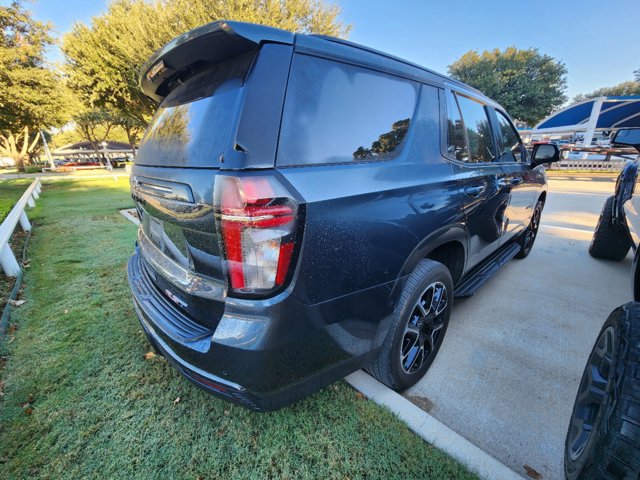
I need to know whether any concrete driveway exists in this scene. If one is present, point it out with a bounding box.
[406,174,632,480]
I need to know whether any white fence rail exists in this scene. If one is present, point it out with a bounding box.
[0,179,42,277]
[548,160,625,172]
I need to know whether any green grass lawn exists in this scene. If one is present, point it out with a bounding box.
[0,178,476,480]
[0,166,45,175]
[0,180,31,223]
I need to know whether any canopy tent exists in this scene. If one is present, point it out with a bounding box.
[52,141,134,158]
[525,96,640,146]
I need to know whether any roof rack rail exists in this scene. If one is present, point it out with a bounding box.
[307,34,484,97]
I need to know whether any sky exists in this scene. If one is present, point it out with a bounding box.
[16,0,640,100]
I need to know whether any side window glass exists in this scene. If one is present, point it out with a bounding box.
[455,94,496,163]
[496,110,526,163]
[445,90,468,161]
[277,54,418,166]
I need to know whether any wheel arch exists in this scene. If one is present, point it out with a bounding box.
[396,225,467,288]
[615,161,638,203]
[538,190,547,205]
[424,241,466,285]
[613,161,638,222]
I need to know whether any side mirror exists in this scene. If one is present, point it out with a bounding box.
[611,129,640,153]
[531,143,560,167]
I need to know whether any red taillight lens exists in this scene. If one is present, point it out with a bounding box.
[214,175,299,295]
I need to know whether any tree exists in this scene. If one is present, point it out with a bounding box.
[112,113,146,149]
[635,68,640,82]
[0,1,70,171]
[354,119,410,159]
[0,127,40,167]
[448,47,567,126]
[49,118,131,150]
[73,110,117,162]
[573,80,640,103]
[63,0,350,125]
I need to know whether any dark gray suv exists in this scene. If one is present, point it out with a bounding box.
[128,20,559,410]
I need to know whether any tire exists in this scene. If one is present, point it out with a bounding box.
[516,199,543,259]
[368,259,453,390]
[564,302,640,480]
[589,196,631,261]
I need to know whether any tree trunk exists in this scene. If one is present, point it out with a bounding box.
[0,127,39,172]
[14,154,25,173]
[89,141,109,167]
[125,130,138,158]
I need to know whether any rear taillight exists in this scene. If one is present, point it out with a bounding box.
[214,175,300,295]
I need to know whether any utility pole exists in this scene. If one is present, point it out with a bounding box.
[39,130,55,170]
[102,141,117,181]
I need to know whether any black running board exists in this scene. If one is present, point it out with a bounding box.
[454,242,521,298]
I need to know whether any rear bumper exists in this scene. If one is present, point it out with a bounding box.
[128,248,390,411]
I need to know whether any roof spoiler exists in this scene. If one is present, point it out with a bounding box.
[139,20,294,102]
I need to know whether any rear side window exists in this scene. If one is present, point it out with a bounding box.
[277,54,417,166]
[136,52,255,168]
[455,94,496,163]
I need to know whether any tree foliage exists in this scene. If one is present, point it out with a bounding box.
[49,122,131,150]
[113,113,146,148]
[573,80,640,103]
[448,47,567,125]
[635,68,640,82]
[63,0,351,124]
[73,110,119,160]
[0,1,71,170]
[354,119,409,159]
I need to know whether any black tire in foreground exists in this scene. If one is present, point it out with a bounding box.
[515,199,543,259]
[368,259,453,390]
[589,196,631,261]
[565,302,640,480]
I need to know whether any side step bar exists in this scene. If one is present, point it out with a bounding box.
[454,242,521,298]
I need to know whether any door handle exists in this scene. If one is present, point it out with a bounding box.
[497,177,523,188]
[465,185,486,198]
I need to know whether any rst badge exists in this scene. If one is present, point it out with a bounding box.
[163,288,188,309]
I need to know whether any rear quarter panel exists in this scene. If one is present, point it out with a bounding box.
[279,84,465,307]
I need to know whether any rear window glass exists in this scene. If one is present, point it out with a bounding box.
[277,54,417,166]
[136,52,255,168]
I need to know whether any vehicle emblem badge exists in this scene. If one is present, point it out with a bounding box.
[164,289,188,309]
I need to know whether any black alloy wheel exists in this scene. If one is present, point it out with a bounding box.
[566,325,615,461]
[400,281,448,374]
[516,200,542,258]
[564,302,640,480]
[368,259,453,390]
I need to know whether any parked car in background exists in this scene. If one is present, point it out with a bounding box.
[566,128,640,479]
[0,157,16,168]
[127,20,560,411]
[588,130,640,262]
